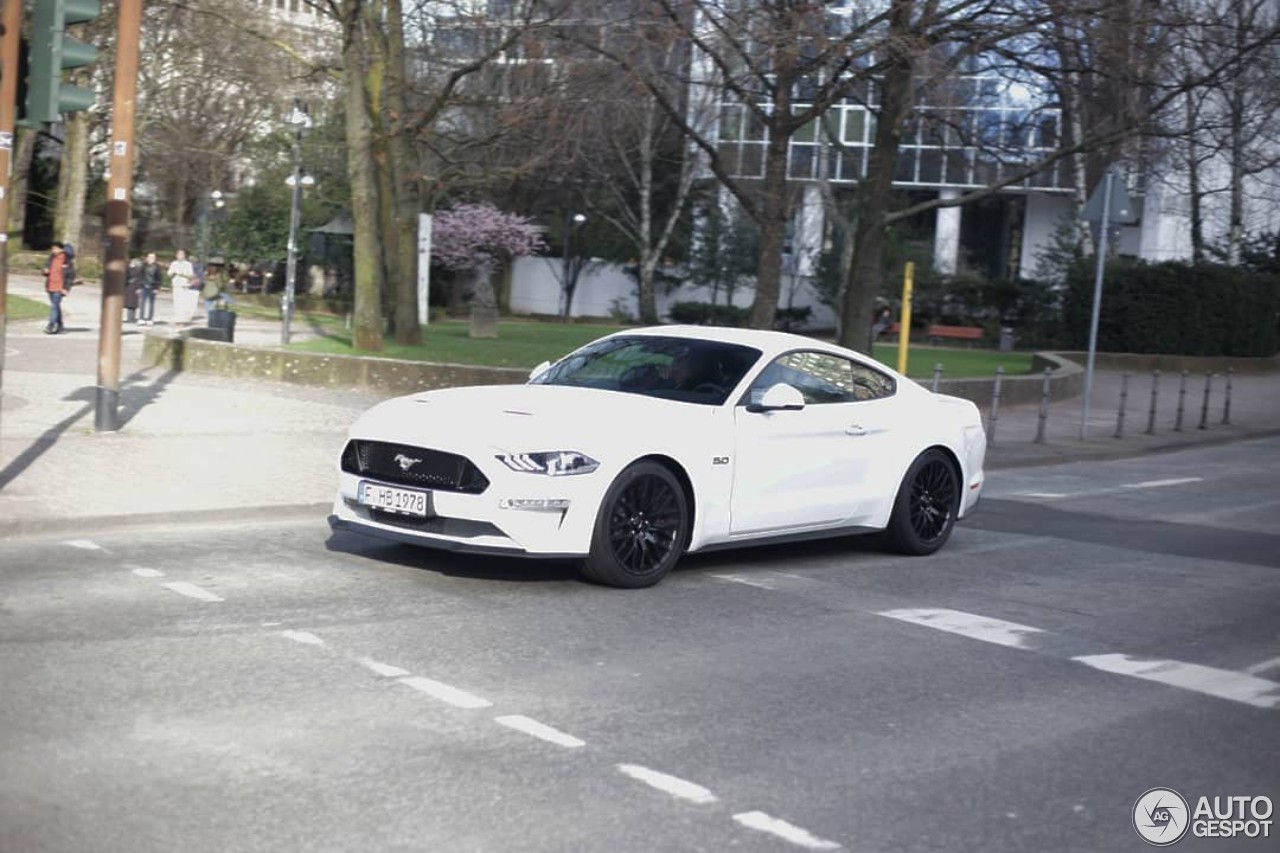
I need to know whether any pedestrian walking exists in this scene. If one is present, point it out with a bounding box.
[871,307,894,341]
[124,257,143,323]
[43,242,70,334]
[168,249,198,326]
[139,251,162,325]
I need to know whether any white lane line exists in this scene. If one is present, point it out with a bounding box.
[1122,477,1204,489]
[495,715,586,748]
[279,630,325,646]
[131,568,165,578]
[615,764,717,805]
[878,608,1046,650]
[398,676,493,709]
[357,658,410,678]
[1073,654,1280,710]
[1244,655,1280,676]
[161,582,224,602]
[733,811,842,850]
[711,573,777,590]
[1011,477,1205,500]
[65,540,104,551]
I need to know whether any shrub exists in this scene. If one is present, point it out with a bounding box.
[774,305,813,331]
[1063,259,1278,356]
[668,301,749,326]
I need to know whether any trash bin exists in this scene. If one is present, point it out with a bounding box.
[207,308,236,343]
[999,325,1014,352]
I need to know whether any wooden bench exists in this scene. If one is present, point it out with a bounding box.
[927,324,984,345]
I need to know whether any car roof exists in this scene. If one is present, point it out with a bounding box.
[613,325,859,362]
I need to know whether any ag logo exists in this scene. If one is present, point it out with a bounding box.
[1134,788,1190,846]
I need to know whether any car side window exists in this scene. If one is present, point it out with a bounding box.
[748,351,895,405]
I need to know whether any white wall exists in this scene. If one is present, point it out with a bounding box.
[508,256,838,329]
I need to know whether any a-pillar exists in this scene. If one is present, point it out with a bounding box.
[934,187,961,275]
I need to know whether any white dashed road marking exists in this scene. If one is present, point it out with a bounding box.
[616,764,717,805]
[711,573,778,590]
[733,811,842,850]
[161,582,224,602]
[279,630,325,646]
[881,607,1280,710]
[65,540,104,551]
[878,608,1046,650]
[495,715,586,748]
[131,568,165,578]
[398,676,493,709]
[1073,654,1280,710]
[1011,476,1204,500]
[1244,655,1280,676]
[358,658,410,678]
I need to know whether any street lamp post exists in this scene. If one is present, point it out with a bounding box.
[560,212,586,318]
[281,100,313,345]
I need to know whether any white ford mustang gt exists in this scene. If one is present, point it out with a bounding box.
[330,326,986,587]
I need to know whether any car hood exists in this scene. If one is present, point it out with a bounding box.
[350,383,718,453]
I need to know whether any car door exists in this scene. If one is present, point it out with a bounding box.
[729,351,899,535]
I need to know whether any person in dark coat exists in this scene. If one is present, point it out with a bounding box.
[139,251,163,326]
[125,258,143,323]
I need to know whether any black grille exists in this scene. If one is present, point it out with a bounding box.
[341,440,489,494]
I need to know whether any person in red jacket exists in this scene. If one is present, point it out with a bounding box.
[43,242,69,335]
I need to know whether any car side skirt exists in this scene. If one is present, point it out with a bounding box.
[691,523,883,554]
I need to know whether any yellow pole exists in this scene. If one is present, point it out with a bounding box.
[896,262,914,375]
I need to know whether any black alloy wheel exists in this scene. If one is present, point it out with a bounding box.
[581,461,689,588]
[883,449,960,555]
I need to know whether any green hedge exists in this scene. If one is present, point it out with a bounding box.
[1064,259,1278,357]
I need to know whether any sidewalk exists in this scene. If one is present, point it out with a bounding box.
[3,275,1278,539]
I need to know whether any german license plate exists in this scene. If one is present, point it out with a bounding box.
[358,481,432,517]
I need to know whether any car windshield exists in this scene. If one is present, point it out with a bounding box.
[530,335,762,406]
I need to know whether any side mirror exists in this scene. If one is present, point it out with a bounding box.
[529,360,552,381]
[746,383,805,413]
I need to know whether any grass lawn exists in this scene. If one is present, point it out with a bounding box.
[6,294,50,322]
[288,313,1037,380]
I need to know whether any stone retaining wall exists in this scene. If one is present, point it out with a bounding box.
[142,332,1096,406]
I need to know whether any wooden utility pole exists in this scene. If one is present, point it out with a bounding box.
[0,0,22,448]
[96,0,142,431]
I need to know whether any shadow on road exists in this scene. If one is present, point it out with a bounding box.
[969,498,1280,569]
[0,366,181,491]
[324,529,582,583]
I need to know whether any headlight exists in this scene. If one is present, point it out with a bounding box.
[496,451,600,476]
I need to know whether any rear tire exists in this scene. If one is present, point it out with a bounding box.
[580,461,689,589]
[882,449,960,556]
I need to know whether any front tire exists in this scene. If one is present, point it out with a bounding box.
[580,461,689,588]
[882,449,960,555]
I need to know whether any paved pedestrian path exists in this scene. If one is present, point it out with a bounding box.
[3,274,1277,538]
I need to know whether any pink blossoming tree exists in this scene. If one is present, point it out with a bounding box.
[431,203,546,321]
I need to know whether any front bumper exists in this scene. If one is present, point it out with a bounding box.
[332,462,609,557]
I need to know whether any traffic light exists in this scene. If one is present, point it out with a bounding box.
[24,0,101,125]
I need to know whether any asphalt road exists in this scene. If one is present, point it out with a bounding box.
[2,439,1278,853]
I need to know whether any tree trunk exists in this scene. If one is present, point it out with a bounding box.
[746,129,790,330]
[54,93,90,249]
[838,0,914,354]
[386,0,422,345]
[9,129,36,242]
[1185,89,1205,263]
[344,0,385,352]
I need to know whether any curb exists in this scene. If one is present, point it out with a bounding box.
[984,426,1280,470]
[0,503,333,541]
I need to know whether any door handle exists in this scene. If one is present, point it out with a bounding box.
[846,424,869,436]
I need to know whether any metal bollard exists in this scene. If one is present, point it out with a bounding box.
[1114,371,1130,438]
[1145,370,1160,435]
[1222,367,1233,425]
[1034,367,1051,444]
[931,363,943,393]
[987,366,1004,445]
[1198,372,1213,430]
[1174,370,1188,431]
